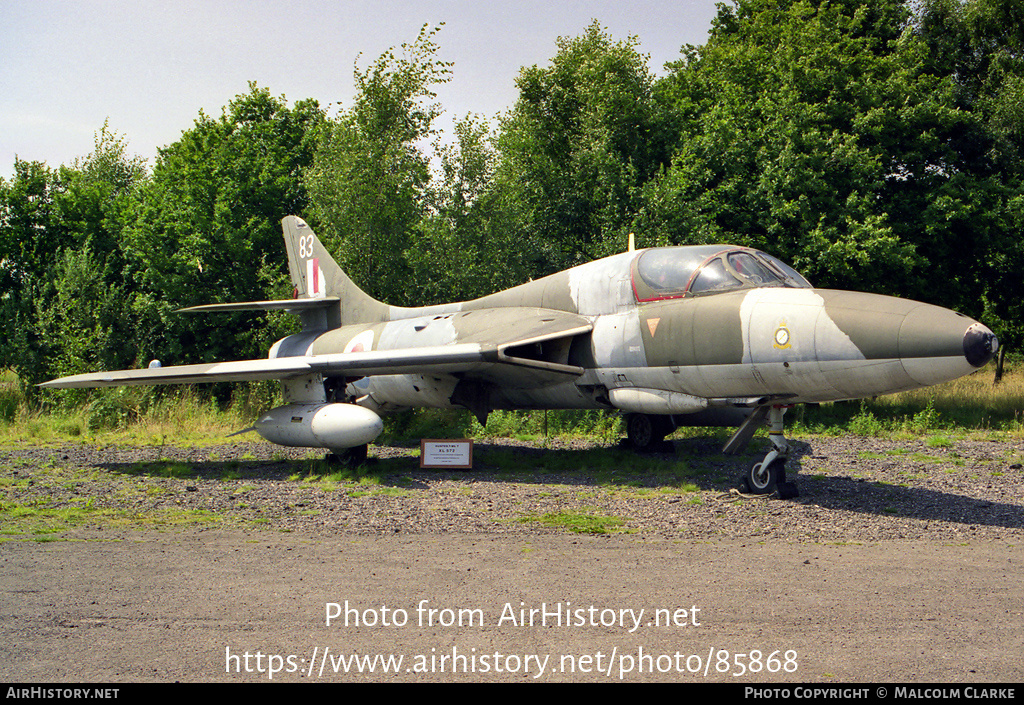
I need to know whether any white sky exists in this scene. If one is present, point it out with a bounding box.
[1,0,722,179]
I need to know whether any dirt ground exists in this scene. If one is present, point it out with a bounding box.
[1,434,1022,683]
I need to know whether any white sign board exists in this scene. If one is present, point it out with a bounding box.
[420,439,473,469]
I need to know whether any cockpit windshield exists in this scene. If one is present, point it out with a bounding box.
[633,246,811,302]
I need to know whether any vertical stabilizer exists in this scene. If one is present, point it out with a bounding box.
[281,216,390,328]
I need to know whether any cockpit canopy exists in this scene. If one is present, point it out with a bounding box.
[631,246,812,302]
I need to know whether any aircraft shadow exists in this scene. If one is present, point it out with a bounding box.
[779,440,1023,531]
[94,435,1022,531]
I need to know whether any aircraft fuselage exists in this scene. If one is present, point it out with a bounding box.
[268,248,994,419]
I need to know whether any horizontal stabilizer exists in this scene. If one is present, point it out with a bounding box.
[177,298,339,314]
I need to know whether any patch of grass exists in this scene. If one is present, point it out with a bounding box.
[347,486,414,498]
[0,380,268,447]
[125,460,194,478]
[517,511,628,534]
[847,403,887,436]
[0,498,221,538]
[0,475,31,489]
[286,459,418,496]
[379,407,623,446]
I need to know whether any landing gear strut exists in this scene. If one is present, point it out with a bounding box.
[734,405,800,498]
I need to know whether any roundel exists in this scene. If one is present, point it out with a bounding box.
[345,330,375,354]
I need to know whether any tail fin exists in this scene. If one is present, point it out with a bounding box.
[281,216,390,328]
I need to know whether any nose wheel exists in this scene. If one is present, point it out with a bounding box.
[742,457,787,494]
[736,405,800,498]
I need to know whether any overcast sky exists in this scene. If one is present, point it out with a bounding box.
[1,0,723,178]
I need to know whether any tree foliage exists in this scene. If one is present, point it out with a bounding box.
[490,21,673,275]
[3,4,1023,399]
[0,127,147,390]
[122,83,325,365]
[914,0,1024,344]
[629,0,1022,348]
[645,0,936,292]
[405,114,500,303]
[305,24,452,305]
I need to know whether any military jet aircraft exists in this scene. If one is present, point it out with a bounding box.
[42,216,999,496]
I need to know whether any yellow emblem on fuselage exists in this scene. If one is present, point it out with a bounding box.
[773,321,792,350]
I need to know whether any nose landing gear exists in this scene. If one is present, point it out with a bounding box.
[730,405,800,499]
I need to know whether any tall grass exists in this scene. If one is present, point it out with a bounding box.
[791,363,1023,436]
[0,374,272,445]
[378,407,621,445]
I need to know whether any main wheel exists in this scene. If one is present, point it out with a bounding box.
[327,444,368,467]
[626,413,664,451]
[742,457,786,495]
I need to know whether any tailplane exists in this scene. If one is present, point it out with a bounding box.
[281,216,390,328]
[178,217,390,331]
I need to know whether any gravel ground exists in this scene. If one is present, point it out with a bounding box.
[3,433,1023,683]
[3,433,1022,543]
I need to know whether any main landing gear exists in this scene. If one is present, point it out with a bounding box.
[326,444,369,467]
[730,405,799,499]
[625,413,676,452]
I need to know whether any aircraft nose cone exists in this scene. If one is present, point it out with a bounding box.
[819,291,996,390]
[894,302,998,386]
[963,323,999,368]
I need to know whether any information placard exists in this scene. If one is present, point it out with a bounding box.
[419,439,473,469]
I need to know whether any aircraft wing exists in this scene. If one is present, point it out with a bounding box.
[41,308,594,390]
[39,344,492,389]
[455,308,593,387]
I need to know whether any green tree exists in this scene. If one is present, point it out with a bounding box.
[643,0,1023,349]
[645,0,933,294]
[0,160,67,297]
[122,84,325,365]
[914,0,1024,346]
[305,24,451,305]
[405,114,500,303]
[490,21,673,275]
[0,127,147,390]
[0,158,61,384]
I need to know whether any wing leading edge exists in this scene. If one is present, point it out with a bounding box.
[39,344,491,389]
